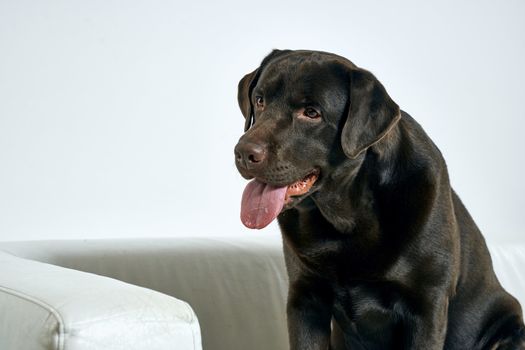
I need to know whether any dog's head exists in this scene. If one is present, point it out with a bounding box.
[235,50,401,229]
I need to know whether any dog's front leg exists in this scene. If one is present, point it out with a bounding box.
[405,293,449,349]
[287,277,333,350]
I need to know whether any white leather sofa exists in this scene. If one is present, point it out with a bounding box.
[0,236,523,350]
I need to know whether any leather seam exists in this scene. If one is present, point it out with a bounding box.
[0,284,65,350]
[183,301,200,350]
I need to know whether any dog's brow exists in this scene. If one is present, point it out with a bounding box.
[252,88,263,96]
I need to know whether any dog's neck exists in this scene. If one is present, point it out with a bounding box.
[310,151,380,236]
[309,112,442,239]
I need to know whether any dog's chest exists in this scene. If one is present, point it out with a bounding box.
[279,221,384,280]
[279,207,406,347]
[332,282,403,348]
[286,242,404,347]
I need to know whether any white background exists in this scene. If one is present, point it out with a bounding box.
[0,0,523,243]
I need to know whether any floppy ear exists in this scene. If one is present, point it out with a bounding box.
[237,49,291,132]
[341,68,401,159]
[237,68,260,132]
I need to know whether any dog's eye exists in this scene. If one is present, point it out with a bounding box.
[255,96,264,108]
[304,107,321,119]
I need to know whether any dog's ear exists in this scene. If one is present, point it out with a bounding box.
[341,68,401,159]
[238,68,260,131]
[237,49,291,131]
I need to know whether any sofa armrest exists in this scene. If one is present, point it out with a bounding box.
[0,237,290,350]
[0,251,201,350]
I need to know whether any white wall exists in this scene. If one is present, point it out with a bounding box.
[0,0,523,243]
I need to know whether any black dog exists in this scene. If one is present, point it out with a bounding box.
[234,50,525,349]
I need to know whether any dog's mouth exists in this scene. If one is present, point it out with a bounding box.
[284,170,319,204]
[240,169,319,229]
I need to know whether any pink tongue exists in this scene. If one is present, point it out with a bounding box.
[241,179,288,229]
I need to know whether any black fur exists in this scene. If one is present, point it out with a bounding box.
[235,49,525,349]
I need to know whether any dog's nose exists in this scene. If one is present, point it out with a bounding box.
[235,141,268,170]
